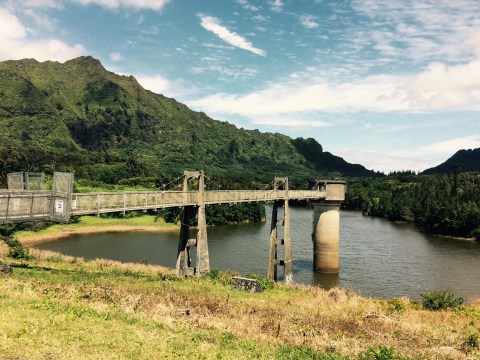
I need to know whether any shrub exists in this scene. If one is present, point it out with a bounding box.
[358,345,396,360]
[1,236,32,260]
[465,333,479,350]
[419,289,464,310]
[387,298,406,313]
[245,272,275,290]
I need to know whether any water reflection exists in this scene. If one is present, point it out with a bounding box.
[35,207,480,300]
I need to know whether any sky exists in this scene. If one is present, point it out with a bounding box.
[1,0,480,173]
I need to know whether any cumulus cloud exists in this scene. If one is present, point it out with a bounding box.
[70,0,170,11]
[136,74,171,94]
[0,8,86,62]
[198,15,266,57]
[420,135,480,154]
[0,8,27,39]
[191,40,480,117]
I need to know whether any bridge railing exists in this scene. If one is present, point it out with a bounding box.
[71,191,200,215]
[0,190,71,223]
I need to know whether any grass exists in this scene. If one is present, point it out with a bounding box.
[1,245,479,359]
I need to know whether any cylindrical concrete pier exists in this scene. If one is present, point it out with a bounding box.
[312,202,340,273]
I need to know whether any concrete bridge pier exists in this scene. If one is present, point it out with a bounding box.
[267,178,293,283]
[312,201,341,273]
[176,171,209,277]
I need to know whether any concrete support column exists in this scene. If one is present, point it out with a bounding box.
[176,170,209,276]
[312,202,340,273]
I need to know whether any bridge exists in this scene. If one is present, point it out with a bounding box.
[0,171,345,282]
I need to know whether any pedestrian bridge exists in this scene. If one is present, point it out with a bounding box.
[0,171,345,282]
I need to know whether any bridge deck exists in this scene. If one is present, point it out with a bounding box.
[0,183,345,223]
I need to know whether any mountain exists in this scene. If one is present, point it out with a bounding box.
[422,148,480,175]
[0,56,375,185]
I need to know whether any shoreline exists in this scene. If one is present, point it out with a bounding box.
[15,215,180,247]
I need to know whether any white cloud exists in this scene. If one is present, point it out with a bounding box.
[300,15,319,29]
[420,135,480,154]
[236,0,259,12]
[252,118,332,128]
[70,0,170,11]
[198,15,266,57]
[0,8,27,39]
[350,0,480,63]
[0,8,86,62]
[404,58,480,109]
[191,40,480,117]
[23,8,57,30]
[109,52,122,61]
[334,150,441,173]
[135,74,170,94]
[269,0,283,12]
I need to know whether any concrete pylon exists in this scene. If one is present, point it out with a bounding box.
[176,170,209,276]
[312,202,340,273]
[267,178,292,283]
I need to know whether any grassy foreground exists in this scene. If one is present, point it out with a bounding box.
[1,244,479,359]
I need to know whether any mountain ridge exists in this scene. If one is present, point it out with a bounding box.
[0,56,375,185]
[421,148,480,174]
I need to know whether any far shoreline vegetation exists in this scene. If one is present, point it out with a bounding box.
[1,171,479,245]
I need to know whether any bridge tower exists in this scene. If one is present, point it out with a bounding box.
[176,171,209,277]
[267,177,293,283]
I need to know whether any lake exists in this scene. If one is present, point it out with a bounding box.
[35,206,480,301]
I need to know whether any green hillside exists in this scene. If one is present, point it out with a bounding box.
[0,56,374,186]
[422,148,480,175]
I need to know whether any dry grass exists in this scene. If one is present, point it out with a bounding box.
[1,250,479,359]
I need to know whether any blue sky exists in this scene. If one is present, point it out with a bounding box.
[1,0,480,172]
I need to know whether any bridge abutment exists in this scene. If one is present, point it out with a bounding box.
[312,201,341,273]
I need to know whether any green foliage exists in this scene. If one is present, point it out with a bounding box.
[344,173,480,238]
[387,298,406,313]
[206,203,266,225]
[275,344,347,359]
[358,345,398,360]
[1,236,32,259]
[205,269,238,286]
[422,148,480,174]
[465,333,479,350]
[245,272,275,290]
[420,289,465,311]
[0,56,371,186]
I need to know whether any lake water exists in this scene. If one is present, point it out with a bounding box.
[35,207,480,301]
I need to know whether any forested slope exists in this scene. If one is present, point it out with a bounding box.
[344,173,480,239]
[0,56,374,187]
[422,148,480,174]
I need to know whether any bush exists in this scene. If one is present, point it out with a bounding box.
[1,236,32,260]
[245,272,275,290]
[465,333,479,350]
[387,298,406,313]
[358,345,396,360]
[420,289,465,310]
[205,269,238,286]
